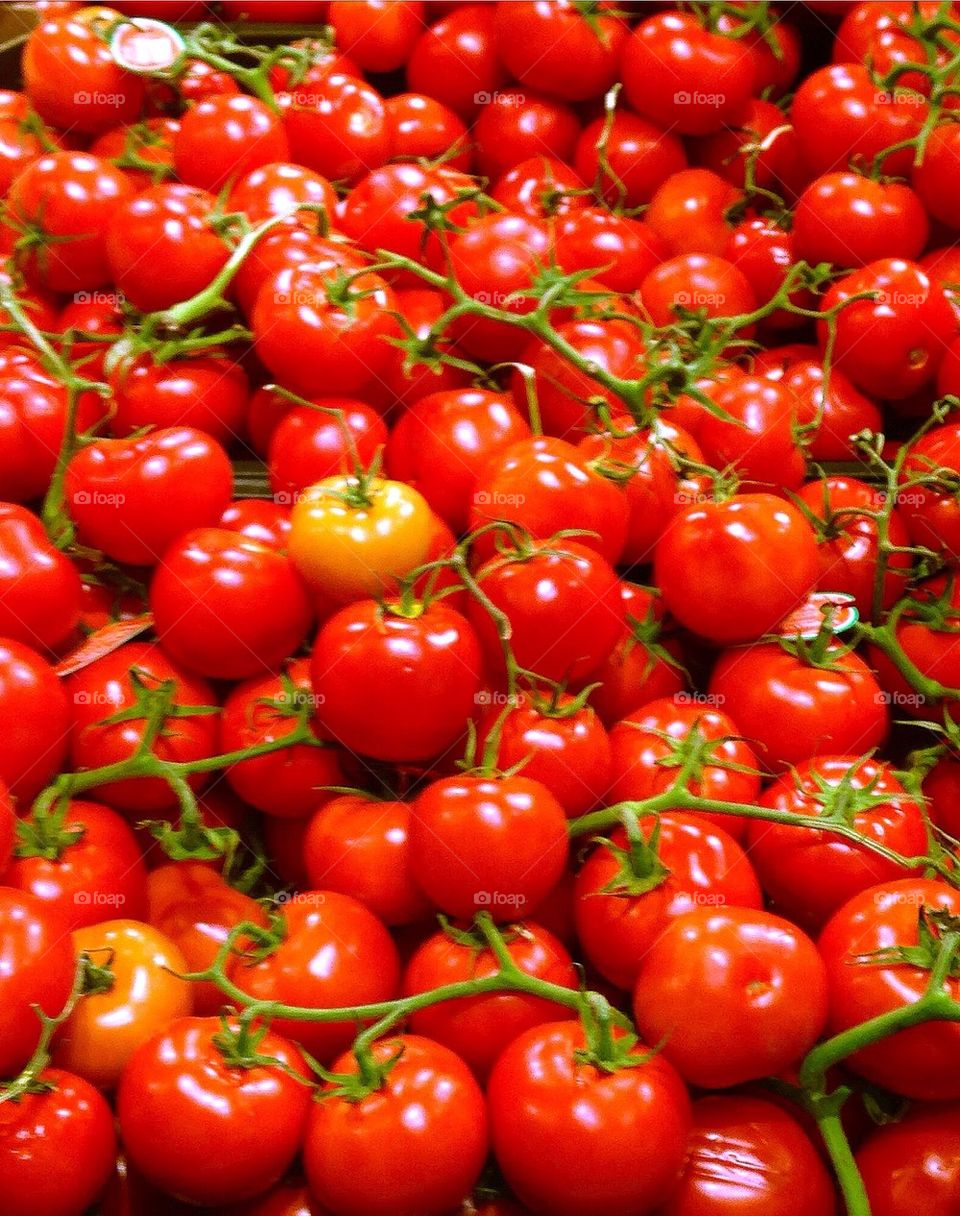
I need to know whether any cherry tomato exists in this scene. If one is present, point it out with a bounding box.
[640,253,757,329]
[228,890,400,1063]
[494,1,627,102]
[857,1102,960,1216]
[575,111,686,209]
[633,906,829,1087]
[472,88,580,184]
[0,640,71,801]
[118,1016,311,1207]
[385,92,471,167]
[899,419,960,565]
[698,376,807,491]
[228,160,337,227]
[409,773,569,921]
[407,3,506,120]
[488,1020,691,1216]
[174,94,289,192]
[794,172,928,268]
[0,502,82,652]
[304,1034,488,1216]
[282,72,389,185]
[109,352,249,445]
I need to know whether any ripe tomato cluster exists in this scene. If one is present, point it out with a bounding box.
[5,2,960,1215]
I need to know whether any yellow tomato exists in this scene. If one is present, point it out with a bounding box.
[55,919,192,1089]
[289,476,434,602]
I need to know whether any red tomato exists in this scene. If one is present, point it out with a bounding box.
[0,503,82,652]
[328,0,424,72]
[409,773,569,921]
[633,906,829,1087]
[857,1102,960,1216]
[654,494,820,644]
[219,500,292,550]
[794,172,928,267]
[899,419,960,564]
[268,398,388,504]
[923,755,960,839]
[312,598,483,763]
[607,695,760,839]
[67,641,219,813]
[646,168,740,257]
[868,576,960,722]
[819,879,960,1099]
[227,161,337,227]
[6,152,134,292]
[722,218,813,328]
[622,11,757,135]
[304,1034,488,1216]
[282,72,389,184]
[488,1020,691,1216]
[228,890,400,1063]
[303,795,431,926]
[23,16,144,133]
[494,1,626,101]
[575,813,762,991]
[174,95,289,192]
[149,528,314,680]
[4,798,147,929]
[118,1016,311,1207]
[0,887,75,1077]
[771,359,883,461]
[472,89,580,184]
[640,253,757,328]
[491,155,588,221]
[477,692,612,819]
[819,258,956,400]
[65,427,233,567]
[709,641,888,772]
[468,540,625,685]
[469,437,629,566]
[749,756,928,930]
[109,353,249,445]
[403,920,578,1080]
[407,3,507,120]
[0,1067,116,1216]
[105,184,229,313]
[698,376,807,491]
[0,639,71,801]
[89,115,179,190]
[664,1095,838,1216]
[385,93,470,167]
[555,207,666,294]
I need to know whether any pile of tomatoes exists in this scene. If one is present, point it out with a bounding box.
[7,1,960,1214]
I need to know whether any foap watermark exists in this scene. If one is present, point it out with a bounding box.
[474,91,524,106]
[74,91,128,108]
[72,490,126,507]
[275,688,325,709]
[472,290,513,306]
[473,489,526,507]
[675,690,726,708]
[275,890,327,907]
[475,690,522,708]
[73,290,125,307]
[674,90,726,108]
[876,489,926,508]
[674,289,727,309]
[75,890,126,908]
[474,890,525,910]
[74,689,114,706]
[875,689,928,709]
[875,289,930,307]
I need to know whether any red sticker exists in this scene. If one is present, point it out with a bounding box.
[110,18,185,74]
[777,591,859,640]
[56,614,154,677]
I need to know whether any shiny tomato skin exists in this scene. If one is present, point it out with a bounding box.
[646,167,740,257]
[775,360,882,462]
[575,814,763,991]
[899,419,960,565]
[403,921,578,1081]
[409,774,569,922]
[56,919,192,1090]
[282,72,390,185]
[304,1034,488,1216]
[150,528,314,680]
[491,154,588,220]
[3,799,147,929]
[174,94,289,192]
[303,796,431,926]
[219,658,347,819]
[228,891,400,1063]
[622,11,756,135]
[118,1016,311,1208]
[468,541,625,686]
[147,863,266,1017]
[227,160,337,227]
[386,388,531,534]
[105,183,229,312]
[633,907,829,1088]
[575,111,687,209]
[219,499,292,550]
[856,1103,960,1216]
[607,696,760,839]
[67,641,219,813]
[469,436,629,566]
[554,207,666,294]
[698,377,807,492]
[0,502,82,652]
[654,494,820,644]
[312,599,484,763]
[109,353,249,445]
[663,1095,838,1216]
[488,1020,691,1216]
[6,152,134,292]
[749,756,928,930]
[494,1,626,101]
[472,88,580,184]
[818,879,960,1099]
[640,253,757,328]
[268,398,387,503]
[65,427,233,567]
[0,640,71,801]
[708,642,889,772]
[0,887,75,1077]
[407,3,505,118]
[794,172,928,268]
[0,1067,117,1216]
